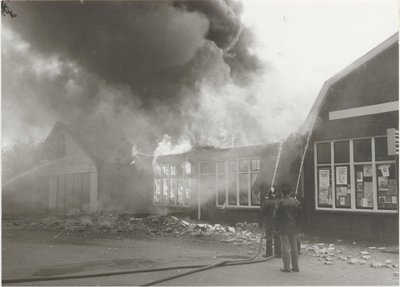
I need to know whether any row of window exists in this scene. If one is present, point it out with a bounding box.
[153,158,261,207]
[316,137,398,212]
[213,159,261,207]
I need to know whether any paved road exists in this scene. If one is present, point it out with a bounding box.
[2,228,399,286]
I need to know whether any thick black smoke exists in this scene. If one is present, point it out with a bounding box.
[2,1,267,155]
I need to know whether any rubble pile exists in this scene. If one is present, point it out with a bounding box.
[303,241,399,274]
[4,212,263,243]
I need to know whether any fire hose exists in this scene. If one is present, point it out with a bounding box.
[2,225,274,285]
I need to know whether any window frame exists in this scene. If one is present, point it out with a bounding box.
[315,136,397,213]
[153,162,192,207]
[216,157,261,209]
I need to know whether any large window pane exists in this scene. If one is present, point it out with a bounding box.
[251,173,260,205]
[218,174,226,205]
[377,163,398,210]
[239,160,248,172]
[176,165,183,176]
[335,165,351,208]
[375,137,395,161]
[355,165,373,209]
[317,143,331,164]
[170,178,176,204]
[185,162,191,175]
[317,167,332,207]
[239,174,249,205]
[251,159,260,171]
[334,141,350,163]
[228,174,237,205]
[162,178,168,204]
[354,139,372,162]
[185,178,191,203]
[177,178,184,205]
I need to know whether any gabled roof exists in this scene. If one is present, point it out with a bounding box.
[301,32,399,135]
[43,121,98,164]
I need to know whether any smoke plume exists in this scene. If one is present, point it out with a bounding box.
[2,1,277,156]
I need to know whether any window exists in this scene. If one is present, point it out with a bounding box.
[317,143,331,164]
[315,137,397,212]
[154,162,192,206]
[217,158,261,207]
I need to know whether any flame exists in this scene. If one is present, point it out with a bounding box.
[152,134,192,173]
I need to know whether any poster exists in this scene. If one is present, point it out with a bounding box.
[363,165,372,177]
[357,183,364,192]
[392,196,397,204]
[378,164,391,177]
[387,179,397,195]
[340,196,346,206]
[319,169,330,187]
[364,182,373,198]
[356,171,363,182]
[378,177,389,190]
[336,166,347,185]
[362,198,368,207]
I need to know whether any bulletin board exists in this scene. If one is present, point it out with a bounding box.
[335,165,351,208]
[377,163,397,210]
[318,167,332,207]
[355,165,373,209]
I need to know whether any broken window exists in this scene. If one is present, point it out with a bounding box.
[154,163,192,206]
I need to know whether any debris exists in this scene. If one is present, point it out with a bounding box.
[360,251,370,255]
[370,262,384,268]
[368,247,376,249]
[188,224,197,232]
[361,255,371,260]
[394,271,399,277]
[348,259,359,265]
[359,260,367,265]
[324,261,333,265]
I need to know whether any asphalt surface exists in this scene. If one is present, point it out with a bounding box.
[2,226,399,286]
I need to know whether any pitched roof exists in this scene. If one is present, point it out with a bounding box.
[44,121,134,164]
[300,32,399,135]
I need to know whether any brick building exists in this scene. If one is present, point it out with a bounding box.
[300,33,399,242]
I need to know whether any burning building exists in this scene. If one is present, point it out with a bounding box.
[300,33,399,242]
[33,121,154,214]
[152,133,303,226]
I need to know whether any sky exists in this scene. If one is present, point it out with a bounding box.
[1,0,398,157]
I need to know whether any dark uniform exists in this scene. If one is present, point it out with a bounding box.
[260,189,281,257]
[274,184,302,272]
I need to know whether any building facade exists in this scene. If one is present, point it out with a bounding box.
[36,121,154,214]
[300,33,399,242]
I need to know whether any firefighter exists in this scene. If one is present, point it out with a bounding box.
[274,183,302,272]
[260,184,281,258]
